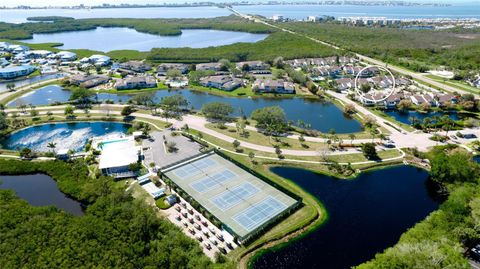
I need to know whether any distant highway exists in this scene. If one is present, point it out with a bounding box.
[229,7,478,97]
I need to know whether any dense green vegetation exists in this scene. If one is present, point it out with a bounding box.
[357,148,480,268]
[0,15,273,40]
[0,159,232,268]
[280,22,480,72]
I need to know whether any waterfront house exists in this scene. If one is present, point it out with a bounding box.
[0,65,35,79]
[199,75,242,91]
[115,76,157,90]
[68,74,111,88]
[410,94,439,107]
[0,42,11,51]
[252,79,295,94]
[157,63,189,76]
[436,93,458,106]
[119,60,152,73]
[361,93,384,106]
[384,93,403,108]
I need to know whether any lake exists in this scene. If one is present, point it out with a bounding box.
[384,110,462,125]
[233,4,480,20]
[0,122,129,152]
[0,174,83,215]
[20,27,268,52]
[0,6,232,23]
[9,86,362,133]
[0,73,65,92]
[253,165,440,269]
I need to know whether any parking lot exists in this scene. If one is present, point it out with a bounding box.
[143,131,204,170]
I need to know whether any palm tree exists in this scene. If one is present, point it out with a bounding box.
[348,133,356,145]
[47,142,57,154]
[408,116,418,126]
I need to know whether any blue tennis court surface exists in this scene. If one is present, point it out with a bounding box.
[190,169,236,193]
[233,196,287,232]
[164,153,298,241]
[173,157,216,178]
[211,182,259,211]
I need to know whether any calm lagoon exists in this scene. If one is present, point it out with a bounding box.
[253,165,440,269]
[0,6,232,23]
[0,122,129,152]
[0,174,83,215]
[9,87,362,133]
[20,27,268,52]
[0,73,65,93]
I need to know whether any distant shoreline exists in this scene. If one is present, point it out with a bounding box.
[0,1,452,10]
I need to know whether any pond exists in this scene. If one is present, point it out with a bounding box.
[0,6,232,23]
[253,165,441,269]
[0,174,83,215]
[0,73,65,92]
[384,110,462,125]
[7,85,71,107]
[9,87,362,133]
[20,27,268,52]
[0,122,130,152]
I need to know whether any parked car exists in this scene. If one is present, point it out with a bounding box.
[196,235,203,242]
[204,242,212,250]
[194,223,202,231]
[471,244,480,261]
[210,238,218,246]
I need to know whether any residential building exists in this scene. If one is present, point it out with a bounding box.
[0,65,35,79]
[311,66,341,77]
[252,79,295,94]
[199,75,242,91]
[80,54,111,66]
[0,58,9,67]
[68,74,111,88]
[115,76,157,90]
[157,63,189,75]
[335,78,354,91]
[8,44,29,54]
[119,60,152,73]
[27,50,52,59]
[410,94,439,107]
[56,51,77,62]
[235,61,270,71]
[344,66,373,78]
[436,94,458,106]
[195,62,222,71]
[384,93,403,108]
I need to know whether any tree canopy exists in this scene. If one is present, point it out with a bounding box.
[251,106,288,135]
[201,102,234,122]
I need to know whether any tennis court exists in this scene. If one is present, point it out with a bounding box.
[164,153,298,242]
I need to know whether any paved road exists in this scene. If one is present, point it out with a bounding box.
[7,105,479,154]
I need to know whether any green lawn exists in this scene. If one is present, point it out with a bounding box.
[425,74,479,94]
